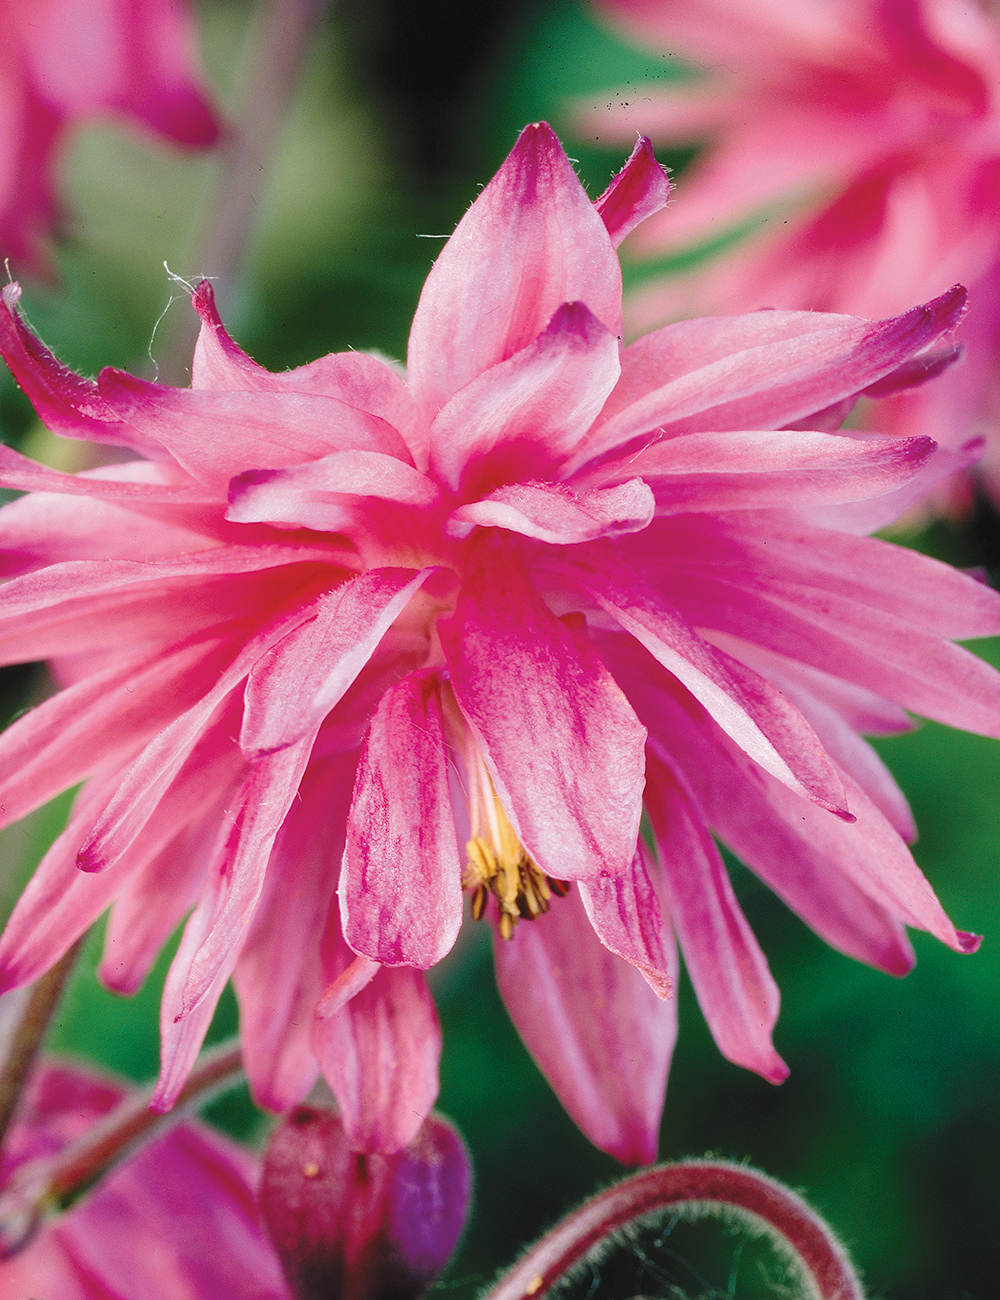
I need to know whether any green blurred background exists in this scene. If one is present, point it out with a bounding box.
[2,2,999,1298]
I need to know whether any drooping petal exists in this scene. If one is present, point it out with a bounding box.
[447,478,653,543]
[233,752,358,1112]
[603,633,959,969]
[174,731,320,1022]
[340,672,463,969]
[240,568,433,758]
[407,123,623,418]
[593,136,671,247]
[0,777,138,993]
[577,842,672,997]
[703,629,916,840]
[439,538,646,882]
[313,961,442,1155]
[0,633,235,832]
[493,884,676,1165]
[644,752,788,1083]
[427,302,621,491]
[565,551,850,814]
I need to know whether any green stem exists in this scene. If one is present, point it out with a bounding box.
[481,1159,865,1300]
[0,937,85,1152]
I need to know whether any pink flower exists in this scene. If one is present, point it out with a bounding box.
[583,0,1000,506]
[0,0,219,276]
[0,124,997,1165]
[0,1062,289,1299]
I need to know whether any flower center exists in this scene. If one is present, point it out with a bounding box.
[461,768,570,940]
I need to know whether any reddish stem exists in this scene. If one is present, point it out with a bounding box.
[482,1160,864,1300]
[0,1038,243,1257]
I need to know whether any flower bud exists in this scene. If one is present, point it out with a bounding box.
[260,1106,471,1300]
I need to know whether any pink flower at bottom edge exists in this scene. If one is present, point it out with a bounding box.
[0,0,220,277]
[0,1060,289,1300]
[581,0,1000,508]
[0,124,998,1166]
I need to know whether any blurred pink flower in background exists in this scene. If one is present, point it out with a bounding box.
[583,0,1000,509]
[0,1061,289,1299]
[0,124,997,1166]
[0,0,220,276]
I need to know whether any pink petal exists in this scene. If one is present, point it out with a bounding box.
[227,452,439,530]
[439,540,646,881]
[0,777,137,992]
[573,429,935,512]
[655,550,1000,740]
[576,287,966,468]
[493,884,676,1164]
[0,284,156,456]
[691,515,1000,640]
[240,567,433,758]
[645,752,788,1083]
[601,634,942,972]
[23,0,220,143]
[0,634,235,832]
[175,733,319,1021]
[232,752,357,1112]
[570,554,850,814]
[191,281,416,435]
[703,630,916,840]
[594,137,671,247]
[0,441,213,502]
[155,945,243,1113]
[577,841,672,997]
[427,301,621,492]
[407,123,622,418]
[312,962,442,1154]
[0,545,339,666]
[100,812,222,996]
[95,371,413,488]
[340,672,463,968]
[447,478,653,543]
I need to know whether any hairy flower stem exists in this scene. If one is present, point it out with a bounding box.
[482,1159,865,1300]
[0,1038,243,1257]
[0,936,85,1152]
[158,0,327,382]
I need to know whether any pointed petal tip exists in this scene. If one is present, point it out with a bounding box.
[956,930,982,954]
[766,1055,791,1085]
[595,136,672,247]
[315,953,381,1020]
[75,845,103,874]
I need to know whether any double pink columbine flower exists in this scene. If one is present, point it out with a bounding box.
[585,0,1000,505]
[0,124,998,1165]
[1,0,219,275]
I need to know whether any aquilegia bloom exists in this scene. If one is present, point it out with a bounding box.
[583,0,1000,505]
[1,0,219,276]
[0,124,998,1165]
[0,1062,289,1299]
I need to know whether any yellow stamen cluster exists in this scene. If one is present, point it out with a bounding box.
[462,833,570,940]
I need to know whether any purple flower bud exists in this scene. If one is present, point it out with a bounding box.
[260,1106,472,1300]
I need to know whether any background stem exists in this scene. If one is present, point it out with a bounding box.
[481,1159,865,1300]
[0,938,85,1153]
[158,0,328,383]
